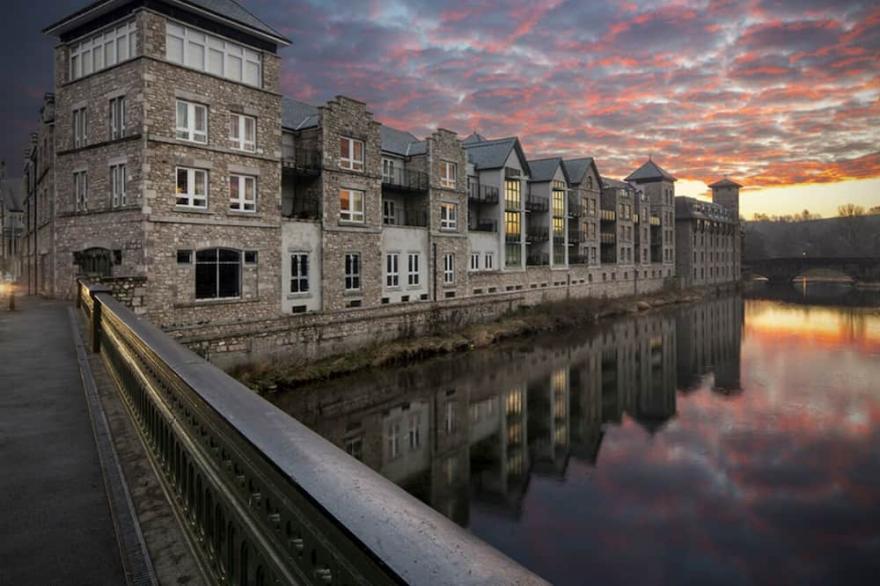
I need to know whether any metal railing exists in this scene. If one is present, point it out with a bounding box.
[526,195,549,213]
[282,147,322,175]
[527,226,549,242]
[468,183,500,204]
[527,253,549,266]
[382,168,429,192]
[76,281,545,586]
[568,229,585,244]
[470,220,498,232]
[282,192,322,221]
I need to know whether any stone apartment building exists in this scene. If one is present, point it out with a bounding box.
[1,167,25,279]
[26,0,740,355]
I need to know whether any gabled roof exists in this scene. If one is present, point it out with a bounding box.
[708,177,742,188]
[463,136,531,175]
[601,177,630,190]
[527,157,568,183]
[462,132,488,145]
[282,97,319,130]
[380,125,426,157]
[45,0,290,46]
[562,157,601,186]
[625,159,676,183]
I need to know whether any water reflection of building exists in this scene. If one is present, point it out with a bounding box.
[676,296,743,394]
[274,296,743,526]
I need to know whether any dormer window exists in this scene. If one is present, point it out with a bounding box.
[339,137,364,171]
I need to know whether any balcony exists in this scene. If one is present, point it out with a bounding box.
[470,220,498,232]
[527,226,549,242]
[600,232,616,244]
[469,183,500,204]
[600,209,616,222]
[282,191,321,221]
[382,167,429,193]
[385,207,428,228]
[281,147,322,175]
[552,232,565,245]
[505,232,522,243]
[526,195,549,213]
[569,254,589,264]
[568,229,585,244]
[527,252,549,266]
[567,194,583,217]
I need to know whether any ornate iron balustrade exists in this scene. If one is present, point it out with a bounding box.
[468,182,500,204]
[526,195,549,213]
[281,147,322,175]
[76,281,545,586]
[381,167,429,192]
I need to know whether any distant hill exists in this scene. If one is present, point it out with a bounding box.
[743,215,880,260]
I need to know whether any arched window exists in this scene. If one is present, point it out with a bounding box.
[196,248,241,299]
[76,247,113,277]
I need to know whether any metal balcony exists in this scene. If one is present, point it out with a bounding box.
[470,220,498,232]
[505,233,522,243]
[527,226,549,242]
[468,183,500,204]
[526,195,549,213]
[527,253,549,266]
[382,167,429,193]
[568,229,585,244]
[281,147,322,175]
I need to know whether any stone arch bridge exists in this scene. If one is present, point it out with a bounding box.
[744,257,880,284]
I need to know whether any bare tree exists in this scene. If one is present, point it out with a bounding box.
[838,203,865,217]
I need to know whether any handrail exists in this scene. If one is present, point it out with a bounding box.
[77,280,545,586]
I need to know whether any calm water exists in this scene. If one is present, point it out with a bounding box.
[273,284,880,585]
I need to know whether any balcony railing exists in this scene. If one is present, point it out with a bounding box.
[552,232,566,244]
[75,281,544,586]
[600,209,616,222]
[505,232,522,243]
[282,192,322,221]
[527,253,549,266]
[385,207,428,228]
[569,254,589,264]
[567,195,583,217]
[526,195,549,213]
[382,168,429,192]
[470,220,498,232]
[527,226,549,242]
[282,147,322,175]
[468,183,500,204]
[568,229,585,244]
[600,232,616,244]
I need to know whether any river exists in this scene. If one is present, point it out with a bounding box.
[272,283,880,585]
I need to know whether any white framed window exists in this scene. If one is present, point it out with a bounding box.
[409,415,421,449]
[484,252,494,270]
[470,252,480,271]
[339,137,364,171]
[176,167,208,208]
[440,160,457,189]
[176,100,208,144]
[440,203,457,231]
[345,253,361,291]
[385,253,399,287]
[109,96,126,140]
[443,253,454,284]
[290,253,309,293]
[340,188,365,223]
[110,164,126,207]
[407,253,420,286]
[229,174,256,212]
[382,158,395,182]
[229,113,256,152]
[74,171,88,212]
[73,107,88,148]
[383,199,396,225]
[166,21,262,87]
[69,19,137,81]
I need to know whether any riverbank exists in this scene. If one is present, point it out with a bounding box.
[232,283,734,394]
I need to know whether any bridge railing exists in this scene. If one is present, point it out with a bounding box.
[76,280,545,586]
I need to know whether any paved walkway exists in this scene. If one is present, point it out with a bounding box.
[0,297,126,585]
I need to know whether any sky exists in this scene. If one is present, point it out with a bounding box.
[1,0,878,218]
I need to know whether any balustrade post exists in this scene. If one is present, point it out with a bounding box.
[88,286,112,353]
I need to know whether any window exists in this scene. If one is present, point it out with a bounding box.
[177,250,193,264]
[386,253,399,287]
[69,19,137,81]
[504,178,521,209]
[340,188,365,223]
[484,252,494,270]
[166,22,261,87]
[408,415,421,449]
[176,100,207,143]
[74,171,88,211]
[244,251,257,264]
[440,203,457,230]
[290,253,309,293]
[382,158,395,182]
[110,164,126,207]
[505,211,520,239]
[195,248,240,299]
[443,254,454,284]
[383,199,396,225]
[345,436,363,461]
[110,96,126,140]
[176,167,208,208]
[470,252,480,271]
[229,174,256,212]
[440,160,456,189]
[407,253,420,286]
[229,113,256,152]
[345,253,361,291]
[388,422,401,459]
[506,243,521,267]
[73,107,88,148]
[339,137,364,171]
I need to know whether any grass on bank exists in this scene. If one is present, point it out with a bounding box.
[231,286,710,394]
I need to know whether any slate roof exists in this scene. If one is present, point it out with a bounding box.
[282,97,319,130]
[675,196,735,222]
[708,177,742,188]
[463,136,530,175]
[380,125,426,157]
[462,132,488,145]
[601,177,630,189]
[561,157,600,186]
[625,159,676,183]
[527,158,566,183]
[45,0,290,45]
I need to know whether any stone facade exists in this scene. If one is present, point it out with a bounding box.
[675,193,740,288]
